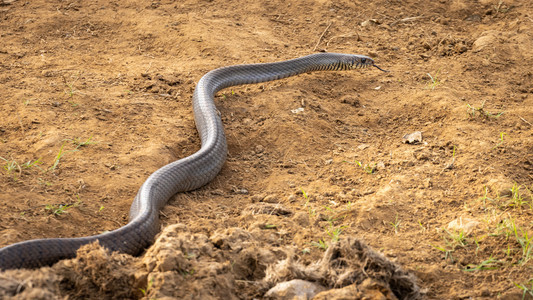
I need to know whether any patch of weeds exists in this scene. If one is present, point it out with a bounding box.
[515,278,533,299]
[22,158,43,169]
[0,157,43,180]
[45,202,75,216]
[45,197,81,216]
[463,256,502,272]
[466,101,505,119]
[510,218,532,265]
[311,220,346,251]
[0,156,21,180]
[485,183,531,211]
[494,217,533,265]
[426,69,441,90]
[433,229,468,263]
[507,183,530,210]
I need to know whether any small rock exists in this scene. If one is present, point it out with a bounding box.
[402,131,423,144]
[211,189,224,196]
[357,143,370,150]
[263,194,279,203]
[291,107,304,114]
[265,279,325,300]
[361,19,380,27]
[424,178,432,188]
[472,34,497,52]
[313,279,396,300]
[251,194,266,202]
[293,211,310,227]
[447,216,480,236]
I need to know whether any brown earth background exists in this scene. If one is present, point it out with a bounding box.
[0,0,532,299]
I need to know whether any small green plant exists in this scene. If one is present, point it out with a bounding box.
[418,220,427,232]
[477,186,492,208]
[344,159,375,174]
[139,277,154,296]
[0,156,21,180]
[38,178,53,186]
[301,188,316,217]
[433,229,468,263]
[390,214,401,235]
[326,223,346,242]
[463,256,502,272]
[50,142,67,171]
[311,239,328,250]
[466,101,505,119]
[45,202,75,215]
[65,135,96,149]
[515,279,533,299]
[426,69,441,90]
[491,132,506,150]
[22,158,43,169]
[46,196,81,216]
[510,219,532,264]
[263,224,277,229]
[507,183,529,210]
[433,244,455,263]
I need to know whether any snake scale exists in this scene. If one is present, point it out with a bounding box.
[0,53,385,270]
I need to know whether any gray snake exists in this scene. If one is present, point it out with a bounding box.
[0,53,385,270]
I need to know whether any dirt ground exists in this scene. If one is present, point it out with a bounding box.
[0,0,532,299]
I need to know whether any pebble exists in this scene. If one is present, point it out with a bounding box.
[402,131,423,144]
[472,34,497,52]
[447,216,480,236]
[265,279,325,300]
[263,194,279,203]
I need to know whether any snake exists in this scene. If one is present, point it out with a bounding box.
[0,53,386,270]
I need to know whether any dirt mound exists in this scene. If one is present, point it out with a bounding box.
[0,224,419,299]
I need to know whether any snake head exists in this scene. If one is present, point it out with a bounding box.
[347,55,389,72]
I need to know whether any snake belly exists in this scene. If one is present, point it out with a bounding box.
[0,53,379,270]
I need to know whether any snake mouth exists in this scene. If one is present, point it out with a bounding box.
[373,64,389,72]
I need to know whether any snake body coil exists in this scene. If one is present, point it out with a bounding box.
[0,53,382,270]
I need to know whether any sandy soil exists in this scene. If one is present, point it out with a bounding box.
[0,0,532,299]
